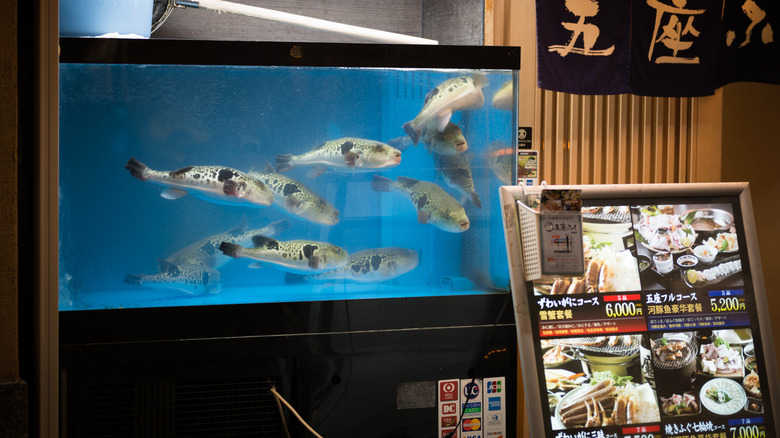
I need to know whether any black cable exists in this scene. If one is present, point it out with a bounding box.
[444,292,512,438]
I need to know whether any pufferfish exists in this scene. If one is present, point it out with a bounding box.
[125,261,222,296]
[285,247,419,284]
[125,157,273,208]
[249,162,339,225]
[403,73,488,145]
[371,175,470,233]
[219,236,348,274]
[275,137,401,177]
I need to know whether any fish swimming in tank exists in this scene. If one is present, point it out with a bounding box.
[125,261,222,295]
[164,217,292,269]
[125,157,274,208]
[486,143,514,185]
[491,80,513,111]
[388,122,467,156]
[421,122,469,155]
[219,236,349,274]
[248,162,339,225]
[403,73,488,145]
[371,175,470,233]
[124,218,290,295]
[275,137,402,177]
[432,152,481,208]
[285,247,419,284]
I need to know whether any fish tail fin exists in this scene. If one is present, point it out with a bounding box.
[125,157,149,181]
[386,136,413,152]
[125,274,144,285]
[305,165,327,178]
[276,154,294,172]
[228,215,249,236]
[472,72,489,88]
[395,176,420,187]
[403,121,420,145]
[218,242,242,258]
[371,175,394,192]
[284,272,309,285]
[471,192,482,209]
[263,219,292,237]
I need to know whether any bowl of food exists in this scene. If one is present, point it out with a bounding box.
[677,255,699,270]
[681,208,734,232]
[744,356,758,373]
[548,393,562,410]
[693,245,718,264]
[543,345,575,368]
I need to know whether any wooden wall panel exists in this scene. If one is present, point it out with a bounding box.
[535,93,717,185]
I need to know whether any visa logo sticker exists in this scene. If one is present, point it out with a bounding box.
[488,397,501,411]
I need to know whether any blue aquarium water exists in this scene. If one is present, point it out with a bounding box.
[59,61,517,310]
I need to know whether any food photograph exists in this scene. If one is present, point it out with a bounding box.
[544,328,766,433]
[542,335,661,430]
[534,205,642,295]
[650,329,762,419]
[632,204,745,291]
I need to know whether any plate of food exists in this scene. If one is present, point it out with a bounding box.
[659,392,701,416]
[543,345,575,368]
[700,378,747,415]
[699,338,744,378]
[545,369,586,392]
[701,232,739,254]
[682,259,742,288]
[744,369,760,397]
[554,372,660,428]
[634,206,697,254]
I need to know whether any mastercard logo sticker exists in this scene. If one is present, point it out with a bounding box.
[462,418,481,431]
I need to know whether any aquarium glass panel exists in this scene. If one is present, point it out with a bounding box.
[58,42,518,310]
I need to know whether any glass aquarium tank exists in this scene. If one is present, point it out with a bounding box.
[58,39,520,311]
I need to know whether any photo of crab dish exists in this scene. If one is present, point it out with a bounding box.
[534,205,641,295]
[552,371,660,429]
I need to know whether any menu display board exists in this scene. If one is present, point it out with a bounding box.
[500,184,779,438]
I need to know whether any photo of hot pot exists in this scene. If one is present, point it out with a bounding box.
[651,334,699,398]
